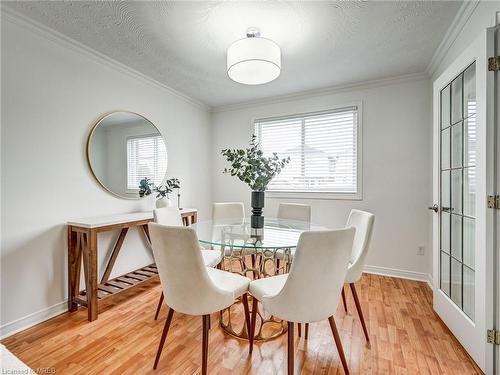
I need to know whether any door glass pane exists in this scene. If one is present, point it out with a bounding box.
[441,252,450,296]
[451,122,463,168]
[441,127,450,169]
[463,217,475,269]
[451,168,462,215]
[441,170,450,208]
[451,258,462,306]
[463,266,475,320]
[441,85,451,129]
[464,115,477,167]
[451,214,462,261]
[441,212,450,253]
[463,63,476,118]
[451,76,463,124]
[439,63,474,321]
[464,167,476,217]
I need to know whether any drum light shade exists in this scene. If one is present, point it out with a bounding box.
[227,35,281,85]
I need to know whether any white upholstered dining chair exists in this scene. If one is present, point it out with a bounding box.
[277,202,311,224]
[276,203,311,272]
[212,202,257,270]
[212,202,245,223]
[304,209,375,343]
[153,207,222,320]
[248,228,355,375]
[148,223,251,374]
[342,209,375,342]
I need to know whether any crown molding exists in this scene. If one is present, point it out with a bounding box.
[426,0,480,77]
[1,5,210,111]
[212,72,429,113]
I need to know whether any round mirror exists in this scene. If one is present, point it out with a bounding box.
[87,111,167,199]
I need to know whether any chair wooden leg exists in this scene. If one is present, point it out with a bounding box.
[154,292,164,320]
[153,308,174,370]
[287,321,294,375]
[242,294,251,344]
[249,297,258,354]
[202,314,210,375]
[305,323,309,339]
[298,323,301,337]
[349,283,369,342]
[341,286,348,312]
[276,259,281,274]
[328,316,350,375]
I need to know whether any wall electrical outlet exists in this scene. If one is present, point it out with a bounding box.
[417,246,425,255]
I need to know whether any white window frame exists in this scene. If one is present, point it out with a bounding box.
[252,102,363,200]
[126,133,167,192]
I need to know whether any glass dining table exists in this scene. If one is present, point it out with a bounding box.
[191,217,328,341]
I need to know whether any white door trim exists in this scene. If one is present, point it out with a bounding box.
[486,25,498,375]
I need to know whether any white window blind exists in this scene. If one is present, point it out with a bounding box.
[126,135,167,189]
[255,107,359,194]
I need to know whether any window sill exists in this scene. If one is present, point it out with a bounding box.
[265,190,362,201]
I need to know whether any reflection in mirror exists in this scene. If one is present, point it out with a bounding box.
[88,112,167,199]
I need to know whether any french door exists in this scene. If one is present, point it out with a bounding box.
[432,28,496,372]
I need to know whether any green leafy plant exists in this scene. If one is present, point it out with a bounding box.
[221,135,290,191]
[138,177,180,198]
[138,177,153,197]
[154,178,180,198]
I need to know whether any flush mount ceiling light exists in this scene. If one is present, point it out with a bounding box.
[227,27,281,85]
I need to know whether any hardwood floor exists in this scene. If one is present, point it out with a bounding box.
[2,274,482,374]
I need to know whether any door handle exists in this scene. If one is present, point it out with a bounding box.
[441,206,454,212]
[428,204,439,213]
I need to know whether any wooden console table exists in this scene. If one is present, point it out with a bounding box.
[67,209,197,321]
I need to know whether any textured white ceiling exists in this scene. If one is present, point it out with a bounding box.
[4,1,462,108]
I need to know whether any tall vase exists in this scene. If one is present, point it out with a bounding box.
[251,191,265,231]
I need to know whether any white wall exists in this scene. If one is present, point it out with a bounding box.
[0,15,212,335]
[211,77,433,277]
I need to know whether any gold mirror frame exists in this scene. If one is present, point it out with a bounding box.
[86,111,167,200]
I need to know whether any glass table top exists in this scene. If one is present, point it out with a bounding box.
[192,218,328,249]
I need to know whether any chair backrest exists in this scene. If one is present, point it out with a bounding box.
[277,203,311,224]
[153,207,183,226]
[148,223,235,315]
[262,228,355,323]
[212,202,245,224]
[345,209,375,283]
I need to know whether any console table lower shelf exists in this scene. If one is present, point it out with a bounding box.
[67,209,197,321]
[74,264,159,307]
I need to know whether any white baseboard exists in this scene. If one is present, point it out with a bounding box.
[0,300,68,340]
[0,266,433,340]
[363,265,433,288]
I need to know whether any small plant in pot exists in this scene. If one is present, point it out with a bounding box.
[138,177,181,208]
[221,135,290,230]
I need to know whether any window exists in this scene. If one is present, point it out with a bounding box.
[126,135,167,189]
[254,106,360,198]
